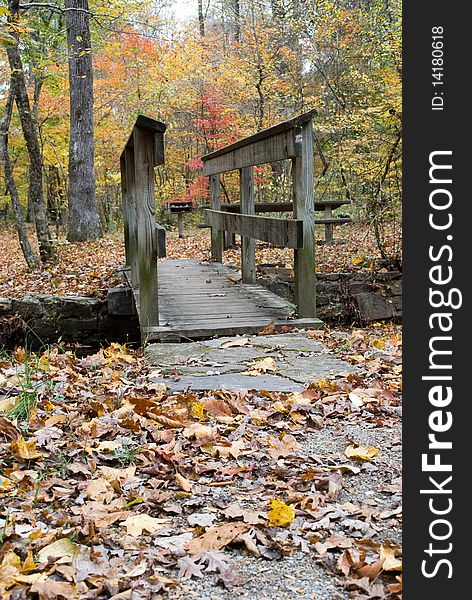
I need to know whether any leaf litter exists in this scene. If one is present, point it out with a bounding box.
[0,323,402,598]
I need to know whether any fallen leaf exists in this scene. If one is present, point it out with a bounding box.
[191,401,205,420]
[188,512,217,527]
[0,415,21,441]
[30,579,79,599]
[243,356,276,375]
[177,555,205,579]
[175,472,193,492]
[268,499,295,527]
[321,464,361,474]
[220,337,250,349]
[186,522,250,554]
[122,514,168,536]
[380,544,402,571]
[10,437,43,460]
[85,479,115,503]
[37,538,80,565]
[344,444,380,461]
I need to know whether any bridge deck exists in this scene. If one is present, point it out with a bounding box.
[128,259,322,341]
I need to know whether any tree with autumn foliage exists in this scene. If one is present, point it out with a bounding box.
[1,0,401,268]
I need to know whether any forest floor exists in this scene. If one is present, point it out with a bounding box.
[1,222,402,599]
[0,221,401,300]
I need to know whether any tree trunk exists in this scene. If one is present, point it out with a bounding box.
[7,0,53,261]
[0,85,40,270]
[198,0,205,36]
[232,0,240,42]
[65,0,100,241]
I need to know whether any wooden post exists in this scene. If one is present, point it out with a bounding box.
[292,120,316,317]
[324,203,333,244]
[120,155,130,266]
[177,212,184,238]
[210,174,223,262]
[133,125,159,329]
[123,147,138,288]
[240,166,256,283]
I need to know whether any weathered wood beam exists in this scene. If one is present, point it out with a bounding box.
[120,115,166,167]
[200,199,351,213]
[210,174,223,261]
[133,125,159,329]
[201,109,317,165]
[202,129,301,175]
[292,119,316,318]
[156,223,166,258]
[240,166,256,283]
[204,209,303,249]
[123,147,138,287]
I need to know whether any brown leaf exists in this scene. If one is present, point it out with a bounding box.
[122,514,169,537]
[175,472,193,492]
[30,579,79,599]
[0,415,21,441]
[356,558,384,580]
[186,522,250,555]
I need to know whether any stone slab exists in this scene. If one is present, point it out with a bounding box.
[150,373,305,392]
[146,332,355,392]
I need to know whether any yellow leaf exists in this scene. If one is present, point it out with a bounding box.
[380,545,402,571]
[191,401,205,420]
[352,257,363,265]
[10,437,42,461]
[344,444,380,461]
[37,538,79,565]
[268,499,295,527]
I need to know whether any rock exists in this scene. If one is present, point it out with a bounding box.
[353,292,395,322]
[1,291,139,347]
[149,373,305,393]
[0,298,12,315]
[11,294,43,318]
[107,287,135,316]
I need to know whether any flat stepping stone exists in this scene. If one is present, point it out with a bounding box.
[149,373,305,392]
[146,331,355,391]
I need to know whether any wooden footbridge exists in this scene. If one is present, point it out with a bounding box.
[120,112,350,342]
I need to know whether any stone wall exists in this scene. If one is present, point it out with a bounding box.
[0,287,139,349]
[0,271,402,349]
[259,268,402,324]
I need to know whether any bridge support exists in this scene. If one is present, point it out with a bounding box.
[120,115,167,334]
[202,110,319,319]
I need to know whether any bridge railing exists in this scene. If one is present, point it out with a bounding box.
[201,110,324,318]
[120,115,166,330]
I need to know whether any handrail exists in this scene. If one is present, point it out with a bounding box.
[201,110,318,317]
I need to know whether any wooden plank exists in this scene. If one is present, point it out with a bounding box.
[156,224,166,258]
[120,155,130,266]
[204,210,303,249]
[144,317,323,341]
[201,109,317,167]
[202,129,301,175]
[324,204,333,244]
[201,200,350,213]
[210,175,223,262]
[292,119,316,318]
[121,115,166,165]
[124,147,138,287]
[133,125,159,329]
[314,218,351,225]
[240,166,256,284]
